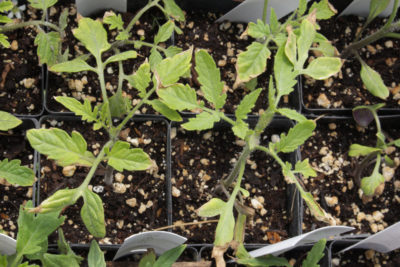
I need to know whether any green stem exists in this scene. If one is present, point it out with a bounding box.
[125,0,159,34]
[115,49,124,95]
[262,0,269,24]
[223,145,251,187]
[126,40,167,52]
[0,20,60,32]
[96,59,113,130]
[115,86,156,134]
[80,141,112,189]
[8,252,23,267]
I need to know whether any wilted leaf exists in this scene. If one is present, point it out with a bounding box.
[361,171,385,196]
[197,198,226,217]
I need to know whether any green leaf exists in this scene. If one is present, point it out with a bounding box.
[50,58,95,73]
[154,20,175,44]
[360,61,389,100]
[27,128,95,167]
[42,254,80,267]
[274,45,296,98]
[302,57,342,80]
[17,201,64,255]
[116,31,129,41]
[302,239,326,267]
[104,13,124,30]
[57,229,83,264]
[275,120,316,153]
[197,198,227,217]
[0,111,22,130]
[285,30,297,65]
[195,49,226,109]
[155,48,192,87]
[55,97,99,124]
[164,46,182,58]
[349,144,381,157]
[158,84,198,111]
[277,108,307,122]
[269,8,279,33]
[154,245,186,267]
[237,255,290,267]
[126,62,151,98]
[73,18,111,59]
[232,120,250,140]
[182,112,220,131]
[28,0,57,10]
[163,0,185,21]
[108,91,130,118]
[298,0,308,16]
[297,19,316,68]
[247,20,270,38]
[107,141,151,172]
[0,15,12,23]
[361,172,385,196]
[235,88,261,120]
[105,51,137,65]
[81,189,105,238]
[88,241,106,267]
[309,0,337,20]
[36,188,80,213]
[367,0,391,24]
[245,78,258,91]
[0,159,35,186]
[148,100,182,121]
[139,251,156,267]
[149,48,163,70]
[236,42,270,84]
[59,8,69,31]
[0,33,10,48]
[0,1,13,12]
[35,31,61,66]
[294,159,316,179]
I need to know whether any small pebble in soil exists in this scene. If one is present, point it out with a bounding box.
[93,185,104,193]
[62,165,76,177]
[126,198,137,208]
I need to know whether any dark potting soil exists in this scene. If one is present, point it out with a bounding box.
[39,118,168,244]
[175,11,295,115]
[0,6,42,115]
[302,15,400,110]
[46,2,162,113]
[170,123,293,244]
[332,249,400,267]
[0,122,35,238]
[301,119,400,234]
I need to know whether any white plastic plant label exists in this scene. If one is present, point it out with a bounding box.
[249,226,354,258]
[217,0,308,23]
[339,221,400,253]
[340,0,398,17]
[76,0,127,17]
[0,233,16,256]
[113,231,187,260]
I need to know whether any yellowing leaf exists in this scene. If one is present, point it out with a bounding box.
[34,31,60,67]
[236,42,270,85]
[302,57,342,80]
[155,48,192,87]
[73,18,111,59]
[197,198,226,217]
[361,172,385,196]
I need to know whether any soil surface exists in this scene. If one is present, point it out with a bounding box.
[175,11,296,115]
[39,118,168,244]
[302,15,400,110]
[0,120,35,238]
[332,248,400,267]
[0,6,42,115]
[301,118,400,234]
[46,2,162,113]
[170,121,295,244]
